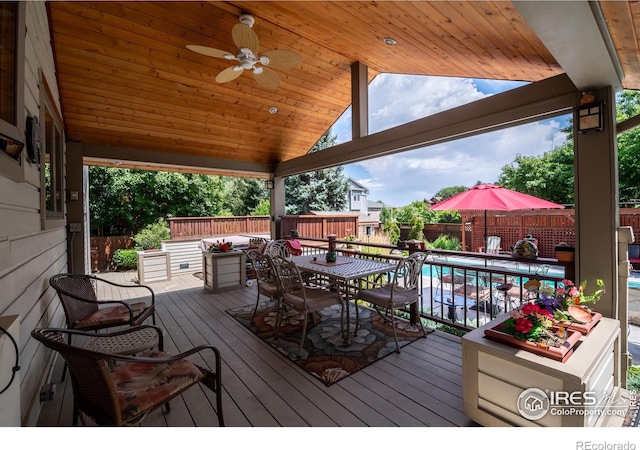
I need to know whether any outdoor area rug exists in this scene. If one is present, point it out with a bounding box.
[227,300,432,386]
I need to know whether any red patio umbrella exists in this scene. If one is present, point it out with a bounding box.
[429,184,565,251]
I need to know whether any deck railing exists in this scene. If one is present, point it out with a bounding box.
[293,236,573,332]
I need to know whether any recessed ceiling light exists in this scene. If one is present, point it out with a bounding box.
[268,106,278,114]
[383,37,397,46]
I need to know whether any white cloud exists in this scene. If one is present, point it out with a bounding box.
[337,75,569,207]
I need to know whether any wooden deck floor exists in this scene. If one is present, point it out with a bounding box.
[37,271,477,427]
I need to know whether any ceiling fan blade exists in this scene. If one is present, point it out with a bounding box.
[232,23,259,54]
[253,67,280,89]
[186,45,232,59]
[261,49,302,69]
[216,66,243,83]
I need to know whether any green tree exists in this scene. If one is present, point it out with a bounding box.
[408,215,424,241]
[497,143,575,205]
[226,178,268,216]
[395,200,435,223]
[616,91,640,203]
[89,167,233,235]
[251,198,271,215]
[285,131,349,214]
[434,185,467,200]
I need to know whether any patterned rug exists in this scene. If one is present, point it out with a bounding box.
[227,301,431,386]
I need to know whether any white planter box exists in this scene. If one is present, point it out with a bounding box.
[462,315,623,427]
[202,251,246,293]
[137,250,171,284]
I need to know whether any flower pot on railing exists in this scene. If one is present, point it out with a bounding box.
[554,243,575,263]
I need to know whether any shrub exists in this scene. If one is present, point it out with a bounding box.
[112,249,138,270]
[628,364,640,392]
[134,219,170,250]
[408,216,424,241]
[384,221,400,244]
[427,234,462,251]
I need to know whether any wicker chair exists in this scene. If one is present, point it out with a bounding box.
[49,273,156,339]
[356,252,429,353]
[244,250,282,324]
[31,326,225,426]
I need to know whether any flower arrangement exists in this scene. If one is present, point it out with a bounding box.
[207,239,234,252]
[536,279,604,323]
[501,302,565,346]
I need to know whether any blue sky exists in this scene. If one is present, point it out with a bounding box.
[329,74,571,207]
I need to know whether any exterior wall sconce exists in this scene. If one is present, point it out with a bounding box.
[264,179,274,190]
[577,91,603,133]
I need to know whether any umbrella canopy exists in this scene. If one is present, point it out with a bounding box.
[430,184,565,251]
[430,184,565,212]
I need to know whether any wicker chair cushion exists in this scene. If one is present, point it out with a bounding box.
[110,350,204,422]
[74,302,149,328]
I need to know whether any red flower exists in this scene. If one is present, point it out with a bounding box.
[514,318,533,333]
[521,303,539,316]
[539,308,553,319]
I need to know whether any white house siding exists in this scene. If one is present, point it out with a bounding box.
[0,2,67,426]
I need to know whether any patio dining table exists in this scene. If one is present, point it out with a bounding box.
[291,253,398,344]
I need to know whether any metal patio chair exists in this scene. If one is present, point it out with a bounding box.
[355,252,429,353]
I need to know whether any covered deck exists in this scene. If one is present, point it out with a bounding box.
[36,271,474,427]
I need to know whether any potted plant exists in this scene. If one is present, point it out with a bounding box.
[554,242,575,262]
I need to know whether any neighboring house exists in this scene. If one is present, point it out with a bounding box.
[345,178,387,237]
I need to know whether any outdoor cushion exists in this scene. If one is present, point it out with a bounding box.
[74,302,149,328]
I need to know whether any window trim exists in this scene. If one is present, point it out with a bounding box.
[40,72,65,230]
[0,1,26,182]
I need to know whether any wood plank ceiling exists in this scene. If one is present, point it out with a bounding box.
[46,1,640,177]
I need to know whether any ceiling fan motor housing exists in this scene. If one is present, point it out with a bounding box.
[239,14,255,27]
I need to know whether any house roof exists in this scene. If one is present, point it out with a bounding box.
[347,177,369,194]
[46,2,639,177]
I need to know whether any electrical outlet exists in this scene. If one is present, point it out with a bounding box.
[69,223,82,232]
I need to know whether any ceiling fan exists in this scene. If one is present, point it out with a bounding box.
[187,14,302,90]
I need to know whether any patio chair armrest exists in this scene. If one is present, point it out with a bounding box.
[105,344,222,371]
[92,276,156,305]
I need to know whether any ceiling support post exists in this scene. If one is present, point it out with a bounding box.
[351,61,369,140]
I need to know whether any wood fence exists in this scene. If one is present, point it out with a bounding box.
[168,216,270,240]
[281,214,360,240]
[90,236,134,272]
[91,209,640,270]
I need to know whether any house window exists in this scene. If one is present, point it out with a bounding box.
[353,194,360,201]
[41,75,65,225]
[0,1,26,182]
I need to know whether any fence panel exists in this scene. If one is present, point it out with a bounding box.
[90,236,134,272]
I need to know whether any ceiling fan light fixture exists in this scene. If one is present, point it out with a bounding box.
[232,65,243,72]
[253,67,264,75]
[223,53,235,60]
[240,60,253,70]
[239,14,255,28]
[259,55,270,65]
